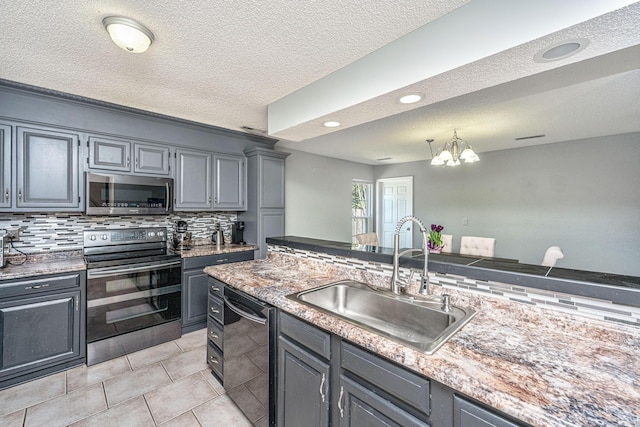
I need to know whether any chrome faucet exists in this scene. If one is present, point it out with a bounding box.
[390,216,430,294]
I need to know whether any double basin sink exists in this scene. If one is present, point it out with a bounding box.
[287,280,476,354]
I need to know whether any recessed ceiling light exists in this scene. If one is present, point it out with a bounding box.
[398,93,423,104]
[534,38,589,63]
[323,121,341,128]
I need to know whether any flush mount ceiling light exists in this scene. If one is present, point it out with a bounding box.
[103,16,155,53]
[323,121,341,128]
[534,38,589,63]
[398,93,424,104]
[428,130,479,167]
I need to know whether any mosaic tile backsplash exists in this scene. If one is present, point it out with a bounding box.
[268,244,640,328]
[0,212,237,252]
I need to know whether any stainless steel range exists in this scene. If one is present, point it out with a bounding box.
[84,227,182,366]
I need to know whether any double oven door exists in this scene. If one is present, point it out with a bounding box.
[86,257,181,344]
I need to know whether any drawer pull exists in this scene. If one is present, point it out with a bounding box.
[319,373,326,403]
[210,308,220,314]
[209,356,219,364]
[338,385,345,418]
[210,286,220,292]
[209,331,219,339]
[25,284,50,290]
[216,259,228,263]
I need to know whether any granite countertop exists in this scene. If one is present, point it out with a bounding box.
[0,250,86,281]
[204,253,640,427]
[174,243,257,258]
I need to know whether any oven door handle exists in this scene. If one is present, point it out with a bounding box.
[224,296,267,325]
[87,260,181,279]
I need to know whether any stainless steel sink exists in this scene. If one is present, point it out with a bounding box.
[287,280,476,354]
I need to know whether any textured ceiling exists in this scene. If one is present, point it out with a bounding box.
[1,0,639,165]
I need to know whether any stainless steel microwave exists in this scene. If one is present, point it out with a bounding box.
[85,173,173,215]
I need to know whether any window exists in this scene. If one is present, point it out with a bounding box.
[352,180,373,243]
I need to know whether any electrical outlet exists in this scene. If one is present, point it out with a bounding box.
[6,228,20,241]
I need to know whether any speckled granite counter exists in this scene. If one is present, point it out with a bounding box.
[0,250,86,280]
[174,243,257,258]
[204,252,640,427]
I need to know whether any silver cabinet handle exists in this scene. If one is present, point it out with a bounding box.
[25,284,50,290]
[208,356,219,364]
[338,385,344,418]
[135,157,139,168]
[4,188,8,202]
[18,189,22,201]
[210,286,220,292]
[208,196,212,204]
[214,197,218,203]
[319,373,326,403]
[126,156,130,167]
[210,307,220,314]
[209,330,219,339]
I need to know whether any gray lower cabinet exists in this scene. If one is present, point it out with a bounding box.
[454,396,523,427]
[207,278,224,381]
[14,125,81,211]
[0,272,86,390]
[182,251,254,333]
[278,315,331,427]
[277,311,527,427]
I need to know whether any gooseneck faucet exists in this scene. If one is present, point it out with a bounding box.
[390,216,430,294]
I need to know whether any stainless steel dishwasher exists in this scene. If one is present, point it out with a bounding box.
[223,286,276,427]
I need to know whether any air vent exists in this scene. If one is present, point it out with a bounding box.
[376,157,392,161]
[515,134,546,141]
[240,126,267,135]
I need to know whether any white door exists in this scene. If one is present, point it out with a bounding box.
[376,177,413,249]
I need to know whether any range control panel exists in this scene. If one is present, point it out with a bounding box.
[83,227,167,247]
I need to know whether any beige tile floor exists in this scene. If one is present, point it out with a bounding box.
[0,329,253,427]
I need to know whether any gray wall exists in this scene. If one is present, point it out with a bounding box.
[283,148,374,242]
[375,133,640,276]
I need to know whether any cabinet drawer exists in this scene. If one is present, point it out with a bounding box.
[208,278,224,299]
[341,342,430,414]
[279,312,331,360]
[207,317,223,350]
[208,295,224,324]
[183,251,254,270]
[0,273,81,299]
[207,339,223,380]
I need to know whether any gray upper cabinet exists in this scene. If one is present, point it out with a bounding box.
[260,155,286,209]
[134,143,170,175]
[0,123,11,209]
[89,136,170,176]
[88,136,131,171]
[213,154,246,210]
[175,148,212,210]
[16,125,80,210]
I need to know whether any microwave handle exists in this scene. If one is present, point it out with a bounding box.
[166,181,171,213]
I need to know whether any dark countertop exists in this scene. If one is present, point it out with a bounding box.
[267,236,640,306]
[0,250,86,281]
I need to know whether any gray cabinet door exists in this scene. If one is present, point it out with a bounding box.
[182,269,210,328]
[0,290,81,379]
[134,143,170,175]
[259,156,285,208]
[16,126,80,209]
[88,136,131,171]
[0,123,11,208]
[213,154,246,210]
[278,336,330,427]
[175,148,212,210]
[258,209,285,258]
[454,396,522,427]
[338,376,426,427]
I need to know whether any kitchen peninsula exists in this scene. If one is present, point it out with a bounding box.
[204,237,640,427]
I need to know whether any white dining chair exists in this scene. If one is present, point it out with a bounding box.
[355,232,379,246]
[460,236,496,257]
[541,246,564,267]
[441,234,453,253]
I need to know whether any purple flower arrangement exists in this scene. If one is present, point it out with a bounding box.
[427,224,444,251]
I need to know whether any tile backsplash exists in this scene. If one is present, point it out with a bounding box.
[268,244,640,328]
[0,212,237,252]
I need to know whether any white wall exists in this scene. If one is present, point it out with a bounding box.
[282,148,374,242]
[374,133,640,276]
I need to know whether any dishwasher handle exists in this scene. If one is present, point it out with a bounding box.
[224,296,267,325]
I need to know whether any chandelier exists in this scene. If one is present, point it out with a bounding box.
[428,130,479,167]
